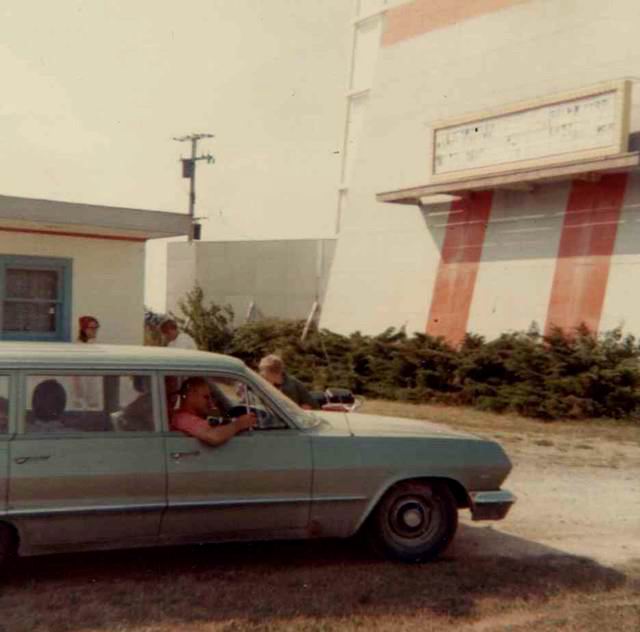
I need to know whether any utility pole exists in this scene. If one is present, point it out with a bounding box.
[173,133,215,241]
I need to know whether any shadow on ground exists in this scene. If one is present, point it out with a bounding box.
[0,526,632,632]
[452,522,569,559]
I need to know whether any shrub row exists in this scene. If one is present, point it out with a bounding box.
[165,288,640,421]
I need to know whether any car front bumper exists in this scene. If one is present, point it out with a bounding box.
[469,489,516,521]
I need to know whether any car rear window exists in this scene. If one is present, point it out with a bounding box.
[24,374,156,434]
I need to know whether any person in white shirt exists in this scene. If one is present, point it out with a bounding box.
[160,318,198,350]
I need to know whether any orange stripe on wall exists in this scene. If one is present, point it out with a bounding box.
[544,173,628,336]
[383,0,528,47]
[427,191,493,345]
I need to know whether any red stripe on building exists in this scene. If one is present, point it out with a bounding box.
[427,191,493,345]
[544,173,628,336]
[382,0,527,47]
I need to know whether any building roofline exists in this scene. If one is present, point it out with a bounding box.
[0,194,191,240]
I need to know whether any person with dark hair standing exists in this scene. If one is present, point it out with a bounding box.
[171,377,255,446]
[78,316,100,343]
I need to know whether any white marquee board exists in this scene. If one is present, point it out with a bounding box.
[432,81,631,182]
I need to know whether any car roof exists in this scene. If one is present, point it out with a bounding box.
[0,342,246,372]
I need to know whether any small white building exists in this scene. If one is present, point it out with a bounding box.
[0,194,190,344]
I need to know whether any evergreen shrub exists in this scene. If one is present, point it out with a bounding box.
[174,289,640,420]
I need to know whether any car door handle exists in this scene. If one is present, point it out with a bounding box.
[170,451,200,461]
[14,455,51,465]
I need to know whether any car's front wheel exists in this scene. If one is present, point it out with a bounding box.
[369,480,458,562]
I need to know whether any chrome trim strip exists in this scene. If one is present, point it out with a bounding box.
[169,495,366,509]
[312,495,367,503]
[6,503,165,518]
[3,495,368,519]
[169,497,312,509]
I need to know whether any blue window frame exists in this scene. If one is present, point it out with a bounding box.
[0,256,72,342]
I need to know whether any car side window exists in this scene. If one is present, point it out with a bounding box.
[24,374,156,434]
[0,375,9,434]
[164,374,288,431]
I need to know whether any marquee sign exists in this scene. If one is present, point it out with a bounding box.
[432,81,631,182]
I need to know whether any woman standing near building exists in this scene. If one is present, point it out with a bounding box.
[72,315,101,408]
[77,315,100,343]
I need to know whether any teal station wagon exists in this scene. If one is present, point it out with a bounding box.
[0,343,515,568]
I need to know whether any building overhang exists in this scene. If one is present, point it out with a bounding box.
[377,152,640,207]
[0,194,191,242]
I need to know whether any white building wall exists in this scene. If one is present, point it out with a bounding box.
[0,233,145,344]
[165,242,196,318]
[322,0,640,337]
[600,172,640,334]
[167,239,336,324]
[467,184,569,338]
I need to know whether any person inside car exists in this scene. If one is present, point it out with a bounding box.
[171,377,256,446]
[28,379,68,433]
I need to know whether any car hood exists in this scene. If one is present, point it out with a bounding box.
[313,411,480,440]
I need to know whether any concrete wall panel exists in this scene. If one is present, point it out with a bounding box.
[167,239,336,324]
[321,225,438,334]
[165,242,196,314]
[599,174,640,333]
[467,183,570,338]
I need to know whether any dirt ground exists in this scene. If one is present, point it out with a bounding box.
[1,403,639,631]
[452,422,640,567]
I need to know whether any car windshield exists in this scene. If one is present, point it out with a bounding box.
[247,368,322,430]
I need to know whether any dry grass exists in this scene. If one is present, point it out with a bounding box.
[359,400,640,444]
[0,541,638,632]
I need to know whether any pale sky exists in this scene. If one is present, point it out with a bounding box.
[0,0,352,310]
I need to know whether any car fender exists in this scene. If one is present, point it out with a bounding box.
[350,471,471,534]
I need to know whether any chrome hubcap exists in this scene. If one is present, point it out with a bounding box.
[390,497,434,539]
[403,507,423,528]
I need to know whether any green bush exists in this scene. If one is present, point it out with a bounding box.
[173,287,640,420]
[172,286,234,352]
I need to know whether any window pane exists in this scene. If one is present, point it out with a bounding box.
[3,301,57,332]
[25,374,155,434]
[0,376,9,434]
[6,268,58,300]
